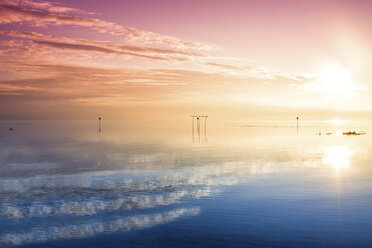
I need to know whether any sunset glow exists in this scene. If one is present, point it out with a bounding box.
[1,0,372,120]
[320,66,353,95]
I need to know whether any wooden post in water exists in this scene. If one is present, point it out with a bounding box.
[296,117,299,133]
[99,117,102,133]
[191,115,208,143]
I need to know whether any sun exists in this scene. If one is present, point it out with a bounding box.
[320,65,353,95]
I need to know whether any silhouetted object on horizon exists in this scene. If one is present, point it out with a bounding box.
[9,128,13,132]
[98,117,102,133]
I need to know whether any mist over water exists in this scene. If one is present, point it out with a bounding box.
[0,120,372,247]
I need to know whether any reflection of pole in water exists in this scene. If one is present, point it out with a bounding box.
[191,115,195,143]
[197,117,200,143]
[98,117,102,133]
[204,116,208,143]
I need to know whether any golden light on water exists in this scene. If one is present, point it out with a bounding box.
[323,146,352,170]
[328,119,344,126]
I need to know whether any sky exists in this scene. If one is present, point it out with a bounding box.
[1,0,372,120]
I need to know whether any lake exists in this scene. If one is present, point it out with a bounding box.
[0,120,371,247]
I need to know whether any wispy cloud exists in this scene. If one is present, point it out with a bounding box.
[206,62,243,70]
[0,0,211,50]
[2,0,95,14]
[0,30,206,62]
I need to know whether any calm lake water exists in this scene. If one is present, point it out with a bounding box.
[0,120,371,247]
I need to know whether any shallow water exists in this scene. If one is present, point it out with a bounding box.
[0,120,371,247]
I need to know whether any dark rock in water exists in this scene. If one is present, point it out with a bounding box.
[343,131,366,136]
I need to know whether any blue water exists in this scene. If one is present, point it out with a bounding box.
[0,120,371,247]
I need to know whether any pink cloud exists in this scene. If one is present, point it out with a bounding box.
[0,30,206,60]
[0,32,207,64]
[2,0,93,14]
[0,0,211,50]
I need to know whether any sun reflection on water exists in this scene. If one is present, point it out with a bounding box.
[323,146,352,170]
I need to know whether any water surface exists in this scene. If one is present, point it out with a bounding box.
[0,120,371,247]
